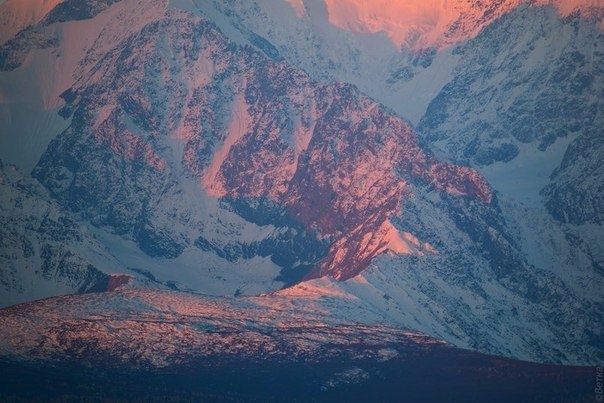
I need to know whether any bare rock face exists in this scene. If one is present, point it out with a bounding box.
[416,5,604,226]
[28,7,490,281]
[542,132,604,225]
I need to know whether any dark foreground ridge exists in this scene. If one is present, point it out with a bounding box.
[0,289,596,402]
[0,347,595,402]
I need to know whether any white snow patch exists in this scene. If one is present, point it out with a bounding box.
[387,48,460,125]
[202,90,251,196]
[289,93,316,155]
[321,367,370,391]
[169,0,248,46]
[0,104,70,172]
[480,135,575,208]
[93,229,285,297]
[540,0,604,21]
[383,220,436,256]
[0,0,63,45]
[285,0,307,18]
[276,277,357,300]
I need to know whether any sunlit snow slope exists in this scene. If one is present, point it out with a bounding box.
[321,0,601,49]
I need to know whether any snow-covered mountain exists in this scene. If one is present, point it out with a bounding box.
[0,287,595,401]
[186,0,604,363]
[0,0,602,377]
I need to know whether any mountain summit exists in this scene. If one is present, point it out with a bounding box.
[295,0,602,49]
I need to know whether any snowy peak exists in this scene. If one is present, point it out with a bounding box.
[312,0,602,50]
[21,0,491,283]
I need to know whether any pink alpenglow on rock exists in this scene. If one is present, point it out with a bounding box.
[316,0,601,49]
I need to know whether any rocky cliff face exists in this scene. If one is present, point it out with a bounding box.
[0,160,127,306]
[27,6,490,283]
[416,5,604,225]
[542,131,604,225]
